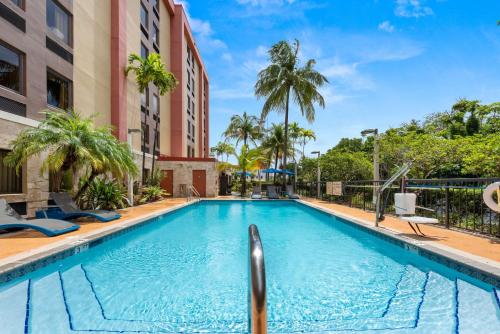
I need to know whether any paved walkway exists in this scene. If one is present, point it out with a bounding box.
[302,198,500,262]
[0,198,187,260]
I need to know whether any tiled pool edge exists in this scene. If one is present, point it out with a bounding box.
[297,200,500,288]
[0,200,196,284]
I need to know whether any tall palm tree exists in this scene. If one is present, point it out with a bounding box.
[125,53,178,178]
[299,129,316,159]
[4,110,138,199]
[288,122,303,186]
[255,39,328,186]
[210,141,235,162]
[223,112,262,147]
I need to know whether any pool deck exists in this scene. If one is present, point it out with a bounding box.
[0,197,499,283]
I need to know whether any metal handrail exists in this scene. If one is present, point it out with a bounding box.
[248,225,267,334]
[187,185,201,202]
[375,162,412,226]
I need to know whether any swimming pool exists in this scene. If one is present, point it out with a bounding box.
[1,200,499,333]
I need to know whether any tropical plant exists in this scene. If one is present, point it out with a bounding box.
[79,177,128,211]
[261,123,294,183]
[125,53,178,175]
[210,141,236,162]
[146,167,165,187]
[139,185,168,203]
[234,145,267,196]
[299,129,316,159]
[223,112,262,147]
[4,110,138,198]
[255,39,328,186]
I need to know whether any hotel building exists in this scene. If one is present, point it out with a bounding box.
[0,0,216,217]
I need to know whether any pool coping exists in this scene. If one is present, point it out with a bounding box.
[297,199,500,287]
[0,200,196,284]
[0,198,499,288]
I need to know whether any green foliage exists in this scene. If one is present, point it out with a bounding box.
[146,168,164,187]
[140,185,168,203]
[125,53,178,94]
[4,110,138,195]
[211,141,236,162]
[255,39,328,182]
[223,112,262,147]
[459,134,500,177]
[79,177,128,211]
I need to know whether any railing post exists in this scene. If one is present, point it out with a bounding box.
[445,182,450,228]
[248,225,267,334]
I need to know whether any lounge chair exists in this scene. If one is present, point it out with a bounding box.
[251,186,262,199]
[285,185,300,199]
[394,193,438,236]
[267,186,280,200]
[0,199,79,237]
[36,192,121,222]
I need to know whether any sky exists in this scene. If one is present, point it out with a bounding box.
[175,0,500,156]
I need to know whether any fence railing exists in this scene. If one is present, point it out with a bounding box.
[296,178,500,238]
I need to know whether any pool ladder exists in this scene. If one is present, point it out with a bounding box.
[248,225,267,334]
[187,185,201,202]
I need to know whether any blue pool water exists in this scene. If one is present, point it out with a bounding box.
[1,200,499,333]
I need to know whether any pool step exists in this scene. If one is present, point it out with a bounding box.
[456,279,500,333]
[0,280,30,334]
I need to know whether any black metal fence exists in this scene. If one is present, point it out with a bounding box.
[296,178,500,238]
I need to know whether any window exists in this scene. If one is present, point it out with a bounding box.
[10,0,24,9]
[192,124,195,142]
[152,93,158,116]
[141,42,148,59]
[140,3,148,30]
[187,47,191,64]
[141,88,149,112]
[0,149,22,194]
[187,145,191,157]
[46,0,71,46]
[47,69,71,109]
[187,95,191,114]
[0,42,23,94]
[152,0,159,11]
[141,123,149,144]
[153,23,159,46]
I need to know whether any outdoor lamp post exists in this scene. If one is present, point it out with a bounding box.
[311,151,321,199]
[361,128,379,204]
[128,128,142,206]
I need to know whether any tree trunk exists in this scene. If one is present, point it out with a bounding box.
[74,169,99,201]
[274,149,279,183]
[282,88,291,188]
[241,168,246,197]
[151,116,159,173]
[142,132,147,184]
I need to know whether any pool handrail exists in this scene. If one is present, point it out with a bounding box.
[248,224,267,334]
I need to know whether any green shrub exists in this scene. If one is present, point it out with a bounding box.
[140,185,167,203]
[146,168,164,187]
[79,177,128,210]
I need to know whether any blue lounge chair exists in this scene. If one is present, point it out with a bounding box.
[35,192,121,222]
[267,186,280,200]
[285,185,300,199]
[0,199,79,237]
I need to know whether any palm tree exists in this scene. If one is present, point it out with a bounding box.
[223,112,262,147]
[211,141,235,162]
[234,145,267,196]
[255,39,328,186]
[288,122,303,186]
[261,123,293,183]
[299,129,316,159]
[4,110,138,199]
[125,53,178,178]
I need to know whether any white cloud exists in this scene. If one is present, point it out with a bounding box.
[395,0,434,18]
[237,0,295,6]
[256,45,268,57]
[222,53,233,62]
[378,21,395,33]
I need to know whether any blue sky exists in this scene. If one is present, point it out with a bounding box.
[176,0,500,155]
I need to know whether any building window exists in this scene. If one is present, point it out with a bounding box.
[46,0,71,46]
[47,69,71,110]
[187,95,191,114]
[141,42,148,59]
[140,3,148,30]
[0,42,24,94]
[187,46,191,64]
[152,0,159,11]
[152,93,158,114]
[153,23,159,46]
[0,149,22,194]
[10,0,24,9]
[142,122,149,145]
[141,87,149,113]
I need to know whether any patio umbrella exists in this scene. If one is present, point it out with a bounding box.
[280,169,295,176]
[261,168,281,174]
[235,171,252,177]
